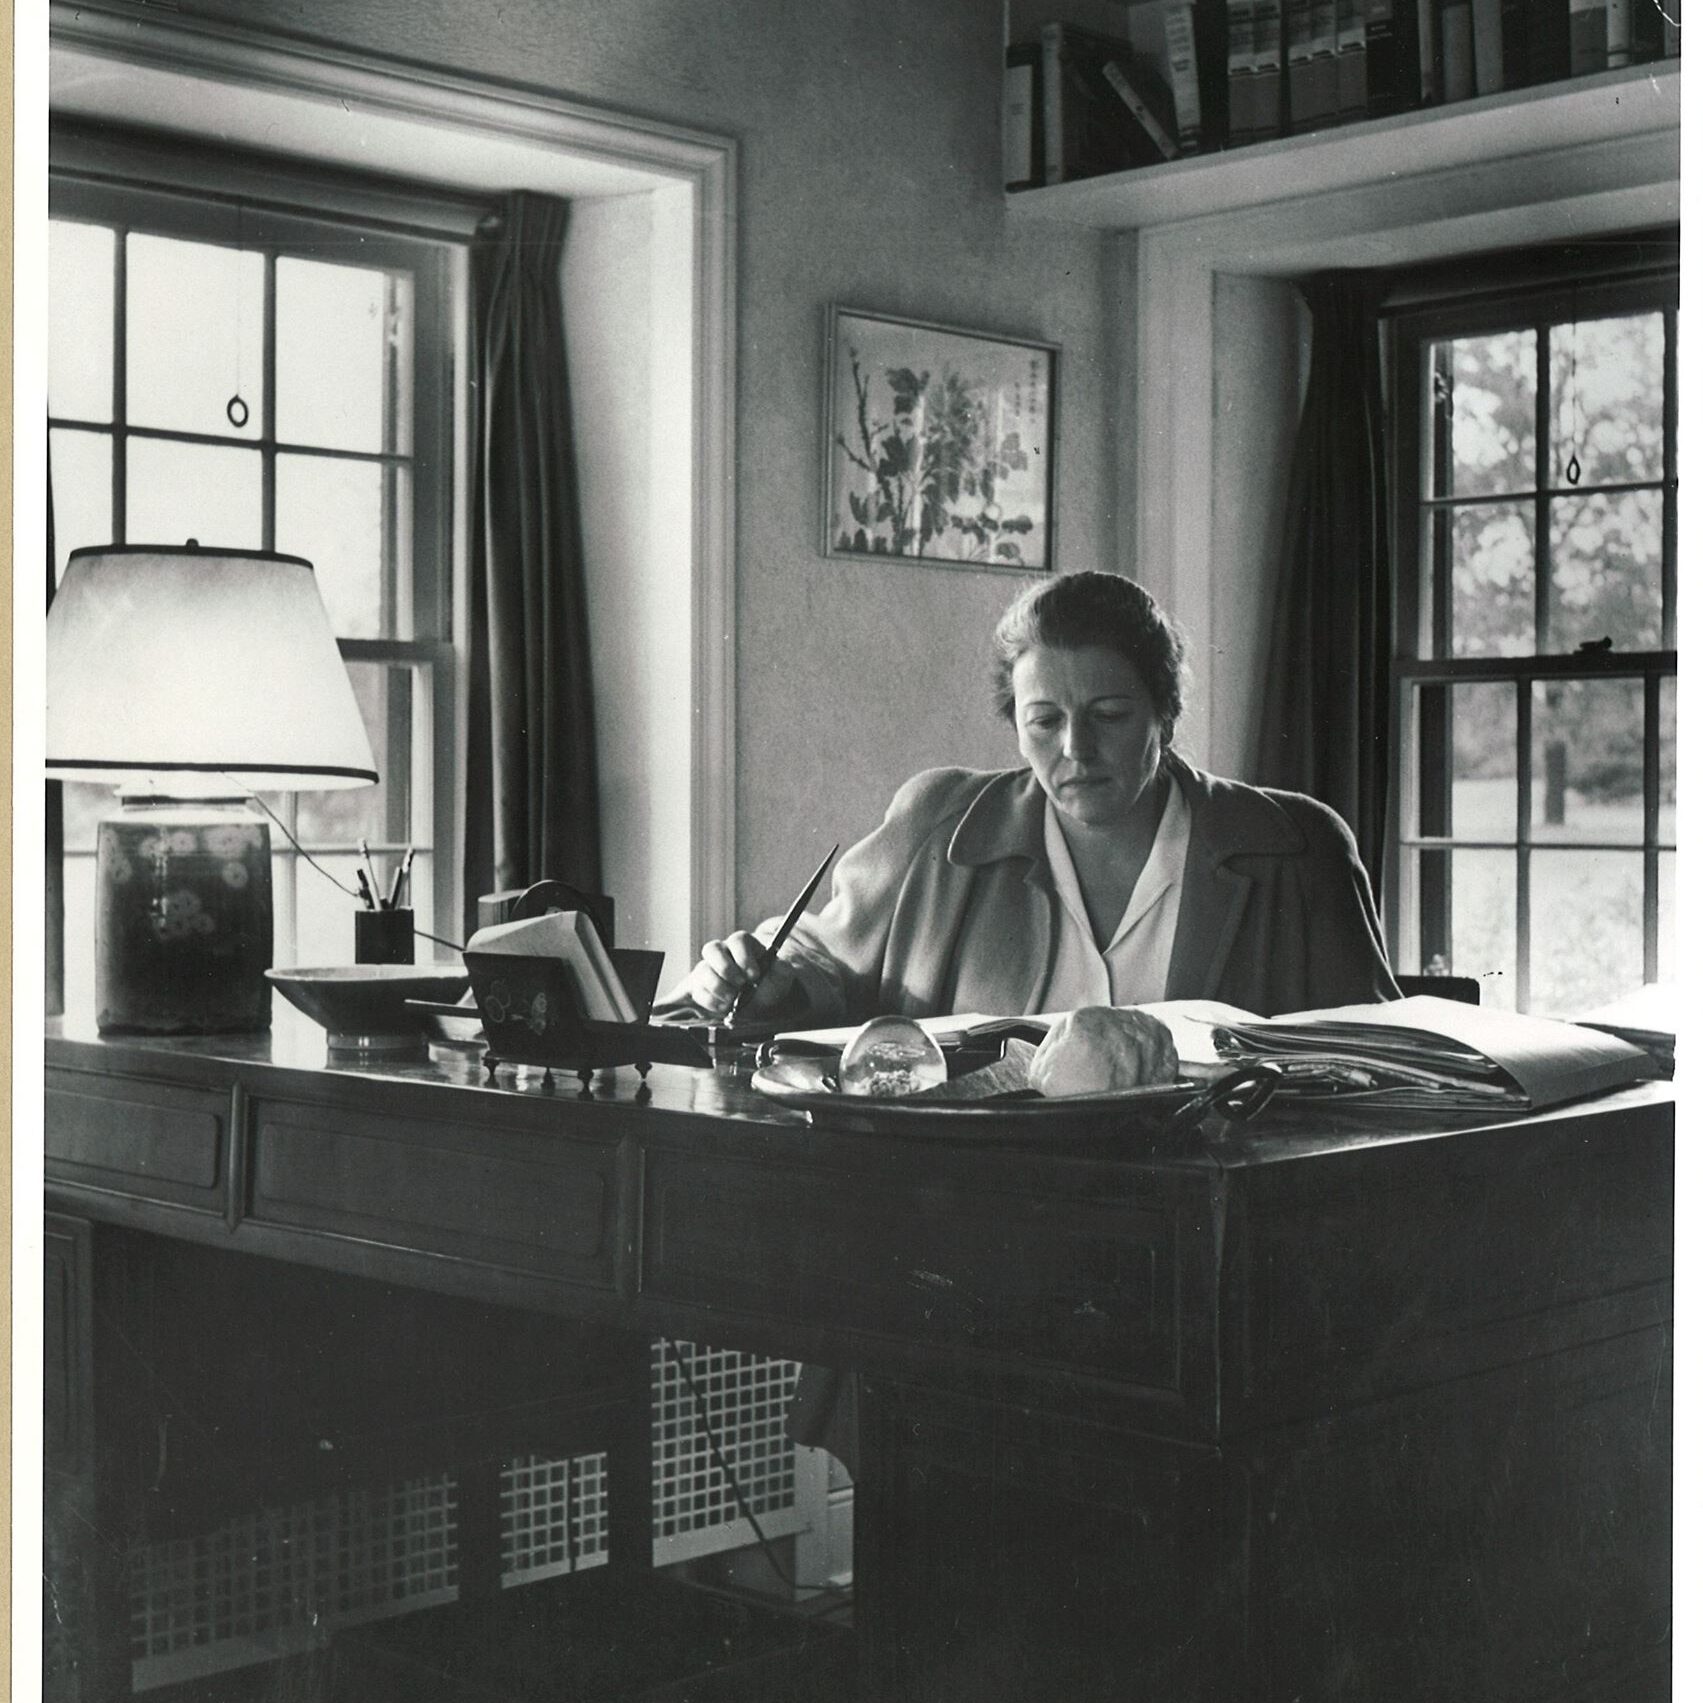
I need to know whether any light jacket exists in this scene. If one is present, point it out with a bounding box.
[776,755,1397,1021]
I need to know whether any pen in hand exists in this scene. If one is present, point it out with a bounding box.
[725,843,838,1028]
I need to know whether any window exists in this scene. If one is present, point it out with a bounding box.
[1387,245,1678,1016]
[49,127,472,1005]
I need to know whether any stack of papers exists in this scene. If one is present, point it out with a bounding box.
[1572,983,1678,1079]
[1205,995,1654,1114]
[465,910,638,1024]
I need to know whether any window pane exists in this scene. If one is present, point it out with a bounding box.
[275,455,392,638]
[1529,849,1644,1016]
[1447,681,1517,841]
[127,233,265,440]
[1445,848,1517,1011]
[276,259,409,455]
[1658,677,1675,843]
[1448,501,1535,657]
[60,781,116,853]
[1658,850,1674,981]
[1435,330,1536,499]
[49,428,113,578]
[49,221,114,422]
[62,854,98,1019]
[127,438,263,549]
[1531,678,1643,844]
[1549,313,1664,488]
[294,661,418,849]
[287,852,368,968]
[1547,489,1663,654]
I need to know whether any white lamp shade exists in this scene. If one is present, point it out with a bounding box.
[47,545,379,790]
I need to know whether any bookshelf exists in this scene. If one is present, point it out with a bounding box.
[1007,59,1679,229]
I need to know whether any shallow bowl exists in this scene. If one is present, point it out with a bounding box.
[266,964,471,1056]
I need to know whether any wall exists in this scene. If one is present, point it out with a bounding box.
[165,0,1122,938]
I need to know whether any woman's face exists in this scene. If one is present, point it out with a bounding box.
[1012,644,1166,830]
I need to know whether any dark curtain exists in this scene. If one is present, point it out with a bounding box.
[47,441,64,1015]
[1255,272,1393,887]
[463,191,601,935]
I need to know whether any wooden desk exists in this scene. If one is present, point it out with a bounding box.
[44,1016,1674,1701]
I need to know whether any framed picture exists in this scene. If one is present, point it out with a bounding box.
[822,305,1058,573]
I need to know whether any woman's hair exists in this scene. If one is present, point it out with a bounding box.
[991,571,1188,742]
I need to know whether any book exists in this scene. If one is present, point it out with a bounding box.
[1418,0,1442,100]
[1004,41,1044,189]
[1162,0,1207,147]
[1569,0,1609,70]
[1526,0,1574,79]
[1605,0,1633,60]
[1228,0,1261,140]
[1500,0,1531,84]
[1102,57,1183,158]
[1472,0,1506,87]
[465,909,639,1023]
[1440,0,1476,95]
[1284,0,1328,129]
[1367,0,1428,111]
[1040,21,1175,182]
[1309,0,1342,123]
[1336,0,1370,119]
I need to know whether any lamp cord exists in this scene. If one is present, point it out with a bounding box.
[238,783,466,955]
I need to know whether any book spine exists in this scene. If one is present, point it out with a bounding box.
[1284,0,1318,129]
[1252,0,1288,132]
[1569,0,1608,71]
[1500,0,1530,82]
[1365,0,1418,112]
[1417,0,1442,100]
[1004,43,1042,190]
[1228,0,1260,141]
[1163,0,1206,148]
[1103,58,1183,157]
[1195,0,1233,148]
[1311,0,1342,123]
[1337,0,1371,118]
[1471,0,1506,85]
[1040,22,1069,183]
[1440,0,1474,95]
[1605,0,1633,61]
[1526,0,1574,78]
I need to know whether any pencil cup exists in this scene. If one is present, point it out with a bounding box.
[355,907,415,965]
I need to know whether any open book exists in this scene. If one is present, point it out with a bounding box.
[464,910,639,1024]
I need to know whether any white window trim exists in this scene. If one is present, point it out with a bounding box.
[1110,93,1679,779]
[48,0,740,962]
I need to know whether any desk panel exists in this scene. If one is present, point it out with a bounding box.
[250,1097,620,1289]
[45,1067,225,1211]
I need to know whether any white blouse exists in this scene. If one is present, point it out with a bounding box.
[1036,779,1194,1011]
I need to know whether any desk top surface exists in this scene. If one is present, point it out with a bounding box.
[46,1004,1676,1177]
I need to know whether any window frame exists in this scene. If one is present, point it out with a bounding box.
[1383,247,1679,1011]
[49,122,477,962]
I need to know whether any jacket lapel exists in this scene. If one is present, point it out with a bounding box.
[1164,759,1298,1002]
[946,772,1056,1014]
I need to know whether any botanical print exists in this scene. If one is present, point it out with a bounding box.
[825,309,1055,571]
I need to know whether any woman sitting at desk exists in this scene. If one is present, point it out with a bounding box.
[677,571,1397,1080]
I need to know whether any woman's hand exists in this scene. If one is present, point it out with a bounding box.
[1027,1007,1179,1097]
[680,930,801,1020]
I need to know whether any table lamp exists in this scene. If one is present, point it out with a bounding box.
[46,544,379,1034]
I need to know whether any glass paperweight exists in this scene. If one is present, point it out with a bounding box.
[838,1015,949,1098]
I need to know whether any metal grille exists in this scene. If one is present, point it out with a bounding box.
[129,1346,804,1688]
[131,1475,456,1687]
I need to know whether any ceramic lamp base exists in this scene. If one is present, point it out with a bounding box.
[95,796,273,1034]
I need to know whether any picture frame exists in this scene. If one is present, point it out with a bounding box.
[822,305,1058,574]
